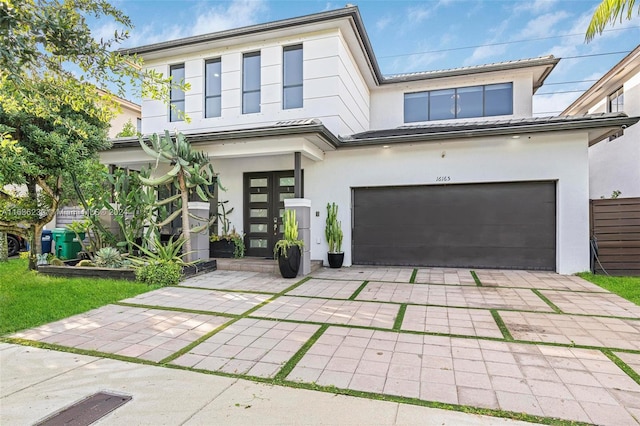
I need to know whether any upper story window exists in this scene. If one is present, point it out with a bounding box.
[609,87,624,140]
[609,87,624,112]
[404,82,513,123]
[283,45,303,109]
[136,117,142,133]
[243,51,261,114]
[169,64,185,122]
[205,58,222,118]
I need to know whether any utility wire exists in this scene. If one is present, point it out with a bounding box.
[535,89,591,95]
[378,26,639,59]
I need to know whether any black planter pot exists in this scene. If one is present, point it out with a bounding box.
[277,245,301,278]
[327,252,344,268]
[210,240,235,258]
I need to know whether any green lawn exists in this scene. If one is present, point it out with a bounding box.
[0,258,154,335]
[578,272,640,305]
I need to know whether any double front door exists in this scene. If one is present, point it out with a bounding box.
[244,171,301,257]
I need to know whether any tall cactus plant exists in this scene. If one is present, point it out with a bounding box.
[138,131,218,262]
[325,202,343,253]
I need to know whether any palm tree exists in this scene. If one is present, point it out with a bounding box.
[586,0,638,42]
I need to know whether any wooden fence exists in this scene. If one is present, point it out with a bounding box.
[590,197,640,276]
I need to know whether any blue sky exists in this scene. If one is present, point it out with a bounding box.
[95,0,640,115]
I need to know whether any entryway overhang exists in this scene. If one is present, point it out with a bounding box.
[100,119,339,165]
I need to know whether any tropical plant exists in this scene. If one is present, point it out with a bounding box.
[138,131,218,262]
[135,261,183,287]
[274,209,304,258]
[130,236,191,265]
[94,247,129,269]
[209,200,245,258]
[325,202,343,253]
[586,0,638,41]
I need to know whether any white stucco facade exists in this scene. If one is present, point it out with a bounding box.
[104,7,634,275]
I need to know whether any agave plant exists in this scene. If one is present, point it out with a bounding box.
[94,247,127,268]
[138,131,219,262]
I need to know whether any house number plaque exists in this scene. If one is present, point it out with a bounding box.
[435,176,451,182]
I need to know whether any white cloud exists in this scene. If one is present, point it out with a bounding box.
[376,16,392,31]
[513,0,558,15]
[407,5,433,24]
[191,0,267,36]
[518,11,569,39]
[532,92,581,115]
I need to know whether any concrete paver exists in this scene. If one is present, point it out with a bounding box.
[285,278,365,299]
[414,268,476,285]
[356,281,554,312]
[121,286,271,315]
[310,266,414,282]
[251,296,399,328]
[475,270,608,292]
[10,305,230,361]
[402,305,503,338]
[172,318,319,378]
[180,270,293,293]
[501,311,640,350]
[540,290,640,318]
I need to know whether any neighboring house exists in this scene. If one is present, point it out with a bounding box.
[101,6,638,274]
[98,89,142,138]
[562,45,640,199]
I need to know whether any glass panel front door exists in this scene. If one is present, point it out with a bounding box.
[244,171,301,258]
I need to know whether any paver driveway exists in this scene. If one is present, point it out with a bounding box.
[10,266,640,425]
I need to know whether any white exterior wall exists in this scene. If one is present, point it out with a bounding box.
[188,133,590,275]
[141,29,369,137]
[588,71,640,198]
[369,70,534,130]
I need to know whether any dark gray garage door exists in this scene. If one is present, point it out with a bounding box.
[352,181,556,270]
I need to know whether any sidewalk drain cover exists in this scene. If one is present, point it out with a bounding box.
[34,392,132,426]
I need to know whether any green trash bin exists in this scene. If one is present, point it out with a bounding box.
[52,228,85,260]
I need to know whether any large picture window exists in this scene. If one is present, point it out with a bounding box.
[283,45,303,109]
[169,64,185,122]
[205,58,222,118]
[243,51,261,114]
[404,82,513,123]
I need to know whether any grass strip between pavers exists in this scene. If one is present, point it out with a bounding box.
[114,302,238,318]
[273,324,328,382]
[602,349,640,386]
[470,270,482,286]
[490,310,514,341]
[176,284,278,296]
[409,269,418,283]
[531,289,563,314]
[0,337,590,426]
[348,280,369,300]
[393,304,407,331]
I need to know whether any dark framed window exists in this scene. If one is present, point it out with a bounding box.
[205,58,222,118]
[609,87,624,140]
[609,87,624,112]
[169,64,185,122]
[404,82,513,123]
[243,51,261,114]
[283,45,303,109]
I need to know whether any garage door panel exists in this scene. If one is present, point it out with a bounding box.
[353,181,556,270]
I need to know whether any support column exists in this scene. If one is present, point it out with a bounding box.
[284,198,310,276]
[187,202,210,261]
[294,151,302,198]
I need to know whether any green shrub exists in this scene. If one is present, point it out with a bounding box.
[135,261,182,287]
[94,247,128,268]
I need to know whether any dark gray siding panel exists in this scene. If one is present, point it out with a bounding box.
[352,181,556,270]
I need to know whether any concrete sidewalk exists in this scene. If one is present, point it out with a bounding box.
[0,343,534,425]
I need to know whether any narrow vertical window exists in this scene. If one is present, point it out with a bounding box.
[608,87,624,112]
[136,117,142,133]
[283,45,303,109]
[169,64,185,122]
[205,58,222,118]
[243,52,261,114]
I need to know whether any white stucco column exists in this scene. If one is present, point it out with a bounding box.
[187,202,210,261]
[284,198,311,276]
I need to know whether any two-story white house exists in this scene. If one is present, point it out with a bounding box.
[562,45,640,199]
[101,6,638,274]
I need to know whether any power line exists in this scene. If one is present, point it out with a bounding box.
[534,89,587,95]
[377,26,639,59]
[543,79,599,86]
[561,51,632,59]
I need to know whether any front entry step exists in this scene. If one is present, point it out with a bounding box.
[215,257,321,275]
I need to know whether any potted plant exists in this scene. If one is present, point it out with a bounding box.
[210,200,245,258]
[274,209,304,278]
[325,202,344,268]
